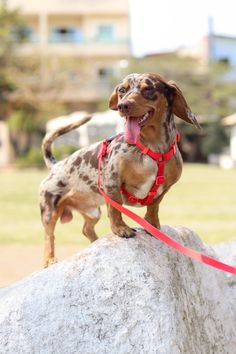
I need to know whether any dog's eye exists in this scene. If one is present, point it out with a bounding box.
[118,86,127,94]
[142,87,156,99]
[144,87,154,94]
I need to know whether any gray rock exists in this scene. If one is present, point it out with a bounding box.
[213,239,236,267]
[0,226,235,354]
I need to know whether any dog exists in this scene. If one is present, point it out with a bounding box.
[39,73,200,267]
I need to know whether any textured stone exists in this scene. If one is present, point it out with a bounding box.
[0,226,235,354]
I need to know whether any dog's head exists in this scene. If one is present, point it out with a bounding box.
[109,73,200,144]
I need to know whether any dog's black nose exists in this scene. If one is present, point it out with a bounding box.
[118,100,132,114]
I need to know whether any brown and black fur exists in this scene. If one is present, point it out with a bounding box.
[39,73,200,267]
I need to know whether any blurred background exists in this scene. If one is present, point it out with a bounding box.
[0,0,236,287]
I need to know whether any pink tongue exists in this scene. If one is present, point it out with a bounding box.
[124,117,140,144]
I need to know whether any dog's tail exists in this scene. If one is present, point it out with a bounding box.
[42,115,92,170]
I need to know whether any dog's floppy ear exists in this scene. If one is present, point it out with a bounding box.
[109,86,118,110]
[168,80,201,129]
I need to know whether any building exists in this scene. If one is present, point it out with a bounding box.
[7,0,130,108]
[178,33,236,66]
[177,23,236,85]
[178,18,236,66]
[208,34,236,65]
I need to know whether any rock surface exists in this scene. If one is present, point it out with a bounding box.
[0,226,235,354]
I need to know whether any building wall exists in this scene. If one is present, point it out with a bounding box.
[7,0,130,105]
[8,0,130,57]
[178,34,236,65]
[177,37,209,63]
[8,0,129,15]
[210,36,236,65]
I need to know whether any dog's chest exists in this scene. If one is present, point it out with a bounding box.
[135,173,156,198]
[121,154,158,199]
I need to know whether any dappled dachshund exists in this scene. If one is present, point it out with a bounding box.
[39,73,200,267]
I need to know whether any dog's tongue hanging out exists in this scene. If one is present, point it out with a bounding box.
[124,117,140,144]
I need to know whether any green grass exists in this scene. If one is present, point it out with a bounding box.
[0,164,235,246]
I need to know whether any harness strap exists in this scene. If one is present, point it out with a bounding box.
[135,132,180,161]
[121,133,180,205]
[120,160,165,205]
[97,152,236,274]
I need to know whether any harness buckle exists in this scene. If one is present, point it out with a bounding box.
[128,196,138,204]
[142,191,156,205]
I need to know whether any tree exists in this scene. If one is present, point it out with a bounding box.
[0,2,26,120]
[201,118,229,156]
[0,4,69,158]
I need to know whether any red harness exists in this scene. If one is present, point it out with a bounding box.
[98,132,180,205]
[121,133,180,205]
[97,133,236,275]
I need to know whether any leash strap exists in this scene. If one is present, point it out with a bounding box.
[97,142,236,275]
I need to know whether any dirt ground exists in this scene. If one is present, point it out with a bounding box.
[0,245,81,288]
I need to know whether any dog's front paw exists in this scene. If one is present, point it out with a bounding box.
[112,225,136,238]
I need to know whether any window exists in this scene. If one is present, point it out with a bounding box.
[218,57,230,65]
[49,27,83,43]
[96,25,114,42]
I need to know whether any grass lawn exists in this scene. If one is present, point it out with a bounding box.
[0,164,235,246]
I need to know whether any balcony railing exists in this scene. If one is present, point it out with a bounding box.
[17,35,130,57]
[48,32,83,43]
[27,34,129,45]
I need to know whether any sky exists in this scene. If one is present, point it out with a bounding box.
[129,0,236,57]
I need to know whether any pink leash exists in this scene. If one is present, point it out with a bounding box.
[97,139,236,275]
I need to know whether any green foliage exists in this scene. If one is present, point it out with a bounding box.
[0,4,72,157]
[0,4,27,119]
[53,144,78,161]
[8,107,44,156]
[16,145,77,168]
[201,118,229,155]
[8,108,39,133]
[0,4,26,60]
[16,148,45,168]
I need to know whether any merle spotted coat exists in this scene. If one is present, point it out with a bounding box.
[39,73,200,267]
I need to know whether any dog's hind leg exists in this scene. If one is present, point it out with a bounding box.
[80,207,101,243]
[43,217,58,268]
[40,192,62,267]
